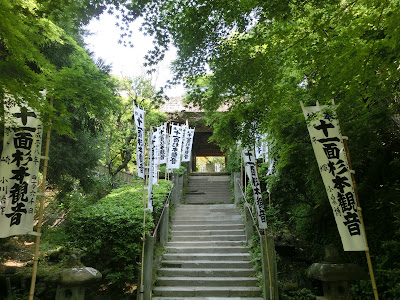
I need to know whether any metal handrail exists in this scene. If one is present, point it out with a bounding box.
[235,178,263,239]
[152,185,173,238]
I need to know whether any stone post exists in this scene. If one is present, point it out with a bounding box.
[143,235,155,300]
[171,173,179,206]
[160,204,169,245]
[244,204,254,246]
[260,235,279,300]
[233,172,242,206]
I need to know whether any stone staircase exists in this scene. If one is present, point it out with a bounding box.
[153,174,263,299]
[184,174,232,204]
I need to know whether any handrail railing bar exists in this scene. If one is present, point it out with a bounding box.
[152,185,173,238]
[235,178,262,239]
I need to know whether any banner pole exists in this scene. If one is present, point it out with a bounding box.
[340,122,379,300]
[28,99,52,300]
[263,228,274,300]
[139,110,147,300]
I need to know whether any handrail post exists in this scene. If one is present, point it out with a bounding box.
[234,172,242,206]
[244,203,254,246]
[143,235,155,300]
[160,203,169,245]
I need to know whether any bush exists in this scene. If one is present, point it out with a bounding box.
[67,179,172,291]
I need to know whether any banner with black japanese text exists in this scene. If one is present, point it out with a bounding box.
[242,149,268,229]
[301,102,368,251]
[167,124,184,170]
[182,128,195,162]
[0,104,43,238]
[158,123,167,165]
[151,128,160,185]
[134,106,145,179]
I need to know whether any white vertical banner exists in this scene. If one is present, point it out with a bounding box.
[301,102,367,251]
[242,149,268,229]
[255,133,264,159]
[133,106,145,179]
[147,130,155,212]
[158,123,167,165]
[0,104,43,238]
[151,128,160,185]
[182,128,195,162]
[167,124,184,170]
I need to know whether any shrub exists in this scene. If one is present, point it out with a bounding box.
[67,179,172,291]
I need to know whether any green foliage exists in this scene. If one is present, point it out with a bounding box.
[225,148,242,174]
[103,76,167,185]
[67,179,172,290]
[283,288,316,300]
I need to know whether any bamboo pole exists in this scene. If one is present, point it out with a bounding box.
[341,128,379,300]
[139,109,147,300]
[263,229,274,300]
[28,101,52,300]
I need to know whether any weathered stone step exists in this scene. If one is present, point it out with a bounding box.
[172,214,242,220]
[163,253,251,261]
[153,297,263,300]
[165,246,249,254]
[174,204,237,211]
[185,199,232,204]
[152,286,262,297]
[172,221,243,226]
[173,214,242,220]
[171,235,246,242]
[161,260,253,269]
[171,230,244,236]
[171,224,244,231]
[166,241,245,247]
[158,268,256,277]
[156,276,259,287]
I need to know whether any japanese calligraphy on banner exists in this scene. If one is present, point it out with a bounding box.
[301,102,367,251]
[255,133,264,159]
[167,124,184,170]
[134,106,145,179]
[242,149,267,229]
[158,123,167,165]
[151,129,160,185]
[147,130,156,212]
[0,104,43,238]
[182,128,195,162]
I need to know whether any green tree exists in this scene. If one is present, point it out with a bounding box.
[103,76,167,186]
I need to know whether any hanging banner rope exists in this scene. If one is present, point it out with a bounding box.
[0,103,44,238]
[134,106,145,179]
[242,149,268,229]
[301,101,368,251]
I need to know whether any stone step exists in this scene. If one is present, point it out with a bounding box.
[185,199,232,204]
[161,260,253,269]
[174,211,242,217]
[156,276,259,287]
[153,286,262,297]
[165,246,249,254]
[174,204,237,211]
[166,241,245,247]
[171,230,244,236]
[153,297,263,300]
[173,213,242,218]
[171,224,244,231]
[163,253,251,261]
[158,268,256,277]
[172,220,243,226]
[171,235,246,242]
